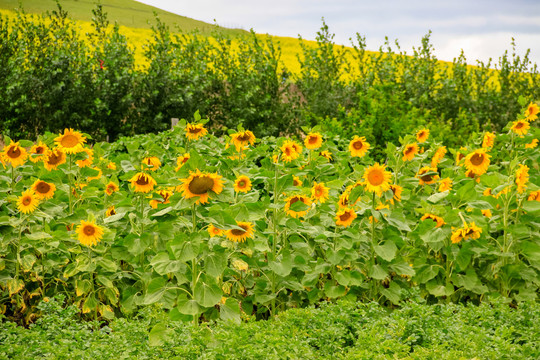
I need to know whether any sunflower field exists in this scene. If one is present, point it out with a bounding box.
[0,100,539,326]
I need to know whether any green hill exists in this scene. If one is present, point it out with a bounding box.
[0,0,248,35]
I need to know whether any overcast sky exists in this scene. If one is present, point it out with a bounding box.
[135,0,540,66]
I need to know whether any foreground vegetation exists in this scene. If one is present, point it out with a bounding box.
[1,296,539,359]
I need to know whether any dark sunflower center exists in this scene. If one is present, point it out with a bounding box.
[231,226,247,236]
[48,153,61,165]
[470,153,484,166]
[284,147,292,156]
[405,146,415,155]
[238,180,246,187]
[109,208,116,215]
[421,173,433,182]
[293,179,301,186]
[315,188,323,197]
[136,176,149,186]
[83,225,96,236]
[515,122,524,129]
[61,135,79,148]
[289,196,301,205]
[189,127,202,134]
[237,133,250,141]
[353,140,363,150]
[340,212,351,221]
[188,176,214,195]
[36,182,50,194]
[368,170,384,186]
[182,157,189,164]
[308,136,318,144]
[7,146,21,158]
[35,146,45,154]
[22,196,32,206]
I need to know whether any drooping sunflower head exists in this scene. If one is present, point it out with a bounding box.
[335,208,357,227]
[175,153,190,171]
[2,140,28,168]
[54,128,86,154]
[284,194,312,218]
[107,161,116,170]
[527,190,540,201]
[416,128,430,143]
[348,136,370,157]
[143,156,161,171]
[234,175,252,193]
[185,123,208,140]
[515,164,529,193]
[179,169,224,204]
[43,148,67,171]
[208,224,224,238]
[231,130,256,151]
[304,133,323,150]
[481,209,492,218]
[17,189,39,214]
[311,181,330,204]
[525,139,539,149]
[319,150,332,161]
[420,213,445,228]
[87,167,102,182]
[510,119,530,136]
[363,163,392,195]
[105,206,116,217]
[451,228,465,244]
[29,142,49,163]
[431,146,447,167]
[105,181,120,196]
[76,220,104,247]
[129,172,157,193]
[462,222,482,240]
[464,149,490,176]
[389,184,403,203]
[438,178,453,192]
[525,102,539,121]
[402,143,419,161]
[482,132,495,149]
[225,221,255,243]
[31,180,56,200]
[75,147,94,168]
[417,166,440,185]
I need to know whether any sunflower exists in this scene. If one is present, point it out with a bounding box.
[208,224,224,237]
[363,163,392,195]
[175,153,190,171]
[527,190,540,201]
[311,181,329,204]
[179,169,224,204]
[525,102,539,121]
[29,142,49,163]
[462,222,482,240]
[150,189,174,208]
[87,167,102,182]
[225,221,255,243]
[143,156,161,171]
[420,213,445,228]
[31,180,56,200]
[481,209,492,218]
[107,161,116,170]
[17,189,39,214]
[337,185,354,209]
[234,175,252,193]
[293,175,303,187]
[2,140,28,168]
[105,182,120,196]
[451,228,465,244]
[105,206,116,217]
[129,172,157,193]
[455,147,467,166]
[284,195,312,218]
[389,184,403,204]
[54,128,86,154]
[515,164,529,193]
[304,132,323,150]
[416,128,429,143]
[319,150,332,161]
[281,140,301,162]
[185,123,208,140]
[464,149,490,176]
[431,146,447,167]
[402,143,419,161]
[43,148,66,171]
[438,178,453,192]
[483,188,493,197]
[76,148,94,168]
[482,132,495,149]
[510,119,530,136]
[335,208,357,227]
[348,136,370,157]
[525,139,538,149]
[76,220,104,247]
[230,130,256,151]
[417,166,439,185]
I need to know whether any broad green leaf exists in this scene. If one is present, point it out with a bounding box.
[414,265,440,284]
[380,282,401,304]
[76,279,92,297]
[426,280,454,297]
[220,298,241,324]
[374,241,397,262]
[369,264,388,280]
[523,201,540,214]
[324,282,346,298]
[142,277,167,305]
[269,253,293,277]
[427,191,449,204]
[194,282,222,308]
[148,322,171,347]
[25,232,52,240]
[205,253,227,278]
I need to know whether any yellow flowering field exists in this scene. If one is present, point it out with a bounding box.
[0,102,538,324]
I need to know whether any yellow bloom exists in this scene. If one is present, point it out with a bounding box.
[335,208,357,227]
[319,150,332,161]
[363,163,392,195]
[416,128,429,143]
[2,141,27,168]
[431,146,447,168]
[420,213,445,228]
[185,123,208,140]
[462,222,482,240]
[417,167,439,185]
[284,194,311,218]
[31,180,56,200]
[105,182,120,196]
[293,175,303,187]
[150,189,173,209]
[234,175,252,193]
[105,206,116,217]
[129,172,157,193]
[389,184,403,204]
[402,143,419,161]
[208,224,224,237]
[54,128,86,154]
[438,178,453,192]
[464,149,490,176]
[225,221,255,243]
[107,162,117,170]
[525,139,538,149]
[142,156,161,171]
[29,142,49,163]
[17,189,39,214]
[482,132,495,149]
[178,169,224,204]
[87,167,102,182]
[175,153,190,171]
[510,119,530,136]
[525,102,539,121]
[230,130,256,151]
[348,136,370,157]
[515,164,529,193]
[76,220,104,247]
[76,148,94,168]
[304,133,323,150]
[451,228,465,244]
[481,209,492,218]
[527,190,540,201]
[455,147,467,166]
[43,148,66,171]
[311,181,330,204]
[281,140,301,162]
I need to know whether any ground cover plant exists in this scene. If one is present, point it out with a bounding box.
[0,102,538,326]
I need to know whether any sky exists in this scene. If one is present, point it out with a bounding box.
[134,0,540,66]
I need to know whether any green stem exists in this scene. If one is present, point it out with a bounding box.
[11,165,15,194]
[271,163,279,317]
[191,203,198,326]
[68,154,73,214]
[371,191,376,246]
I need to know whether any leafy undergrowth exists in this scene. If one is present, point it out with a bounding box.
[1,296,539,360]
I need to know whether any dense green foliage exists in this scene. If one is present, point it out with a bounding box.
[1,4,538,149]
[1,295,539,359]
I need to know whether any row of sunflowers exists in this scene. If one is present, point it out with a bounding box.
[0,104,539,324]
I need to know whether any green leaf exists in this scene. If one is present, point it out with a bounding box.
[25,232,52,240]
[148,322,171,347]
[369,264,388,280]
[427,191,449,204]
[177,298,200,316]
[205,253,227,278]
[523,201,540,214]
[76,279,92,297]
[98,258,118,273]
[385,210,411,232]
[380,282,401,304]
[142,277,167,305]
[150,252,182,275]
[374,241,397,262]
[194,282,222,308]
[414,265,439,284]
[220,298,241,324]
[426,280,454,297]
[324,282,346,298]
[269,252,293,277]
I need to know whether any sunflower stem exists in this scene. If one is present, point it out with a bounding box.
[271,162,279,317]
[68,154,73,215]
[191,203,198,326]
[371,191,376,245]
[11,165,15,194]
